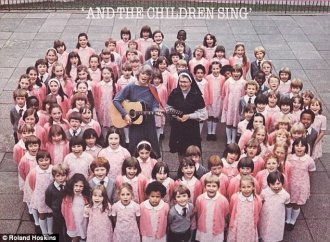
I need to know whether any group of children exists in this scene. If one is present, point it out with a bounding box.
[9,25,325,242]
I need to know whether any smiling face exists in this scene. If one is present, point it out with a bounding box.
[240,179,254,197]
[265,158,279,172]
[78,70,88,82]
[255,129,266,143]
[46,50,57,64]
[269,179,283,193]
[246,146,258,158]
[49,81,60,95]
[82,109,92,123]
[310,101,321,115]
[227,153,239,164]
[301,113,312,129]
[232,70,242,81]
[235,46,245,57]
[28,143,39,156]
[138,72,151,86]
[210,165,222,176]
[28,69,38,85]
[205,182,219,198]
[102,68,112,82]
[262,63,272,75]
[54,65,64,79]
[94,166,107,180]
[108,133,120,150]
[71,144,83,155]
[175,192,189,207]
[253,116,264,129]
[92,189,104,205]
[38,156,51,170]
[274,146,286,162]
[178,76,192,92]
[181,165,195,180]
[73,180,84,194]
[269,77,279,91]
[138,148,150,162]
[126,166,138,179]
[239,166,252,176]
[294,142,306,157]
[246,85,257,97]
[78,36,88,48]
[51,107,62,122]
[52,133,63,144]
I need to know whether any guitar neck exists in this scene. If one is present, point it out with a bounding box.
[135,111,159,115]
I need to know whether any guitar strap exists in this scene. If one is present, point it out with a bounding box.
[148,84,165,110]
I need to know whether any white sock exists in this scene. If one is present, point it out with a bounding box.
[211,122,217,134]
[47,217,53,234]
[231,128,237,143]
[31,209,40,226]
[290,208,300,224]
[124,128,129,143]
[39,218,48,235]
[207,121,212,134]
[27,203,33,214]
[199,122,203,135]
[225,127,232,144]
[286,207,292,223]
[156,128,161,141]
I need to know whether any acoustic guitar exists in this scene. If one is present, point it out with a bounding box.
[110,100,183,128]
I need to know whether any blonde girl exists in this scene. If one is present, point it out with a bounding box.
[309,98,326,159]
[242,138,264,176]
[251,125,269,158]
[45,48,58,75]
[229,43,250,79]
[84,185,113,242]
[51,61,75,97]
[111,183,140,242]
[45,124,69,165]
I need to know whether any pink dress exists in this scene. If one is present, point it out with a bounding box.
[76,46,96,67]
[200,172,229,197]
[189,58,210,75]
[88,68,102,83]
[136,38,153,58]
[59,77,75,98]
[161,70,175,93]
[227,193,261,242]
[258,187,290,242]
[66,194,88,239]
[155,84,167,128]
[18,152,37,190]
[70,65,78,82]
[84,203,113,242]
[112,200,140,242]
[29,166,54,213]
[288,154,316,205]
[63,151,94,179]
[45,141,70,165]
[205,46,216,60]
[85,145,102,159]
[175,176,203,205]
[138,157,157,179]
[227,175,261,200]
[278,80,291,94]
[94,81,116,127]
[37,110,50,127]
[116,175,147,204]
[58,51,69,68]
[221,77,246,127]
[98,146,131,180]
[81,119,101,137]
[311,114,326,159]
[30,84,46,109]
[148,177,175,204]
[116,76,136,92]
[44,120,70,134]
[205,74,225,118]
[13,140,26,165]
[116,40,129,57]
[238,129,253,151]
[221,158,239,181]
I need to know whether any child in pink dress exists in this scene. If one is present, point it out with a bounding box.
[202,33,217,60]
[292,95,303,122]
[278,67,292,95]
[13,124,34,166]
[44,104,70,133]
[258,171,290,242]
[94,67,117,139]
[136,25,153,58]
[140,181,169,242]
[80,104,101,137]
[310,98,327,159]
[175,158,203,206]
[83,128,102,159]
[134,140,157,179]
[116,27,131,57]
[228,43,250,80]
[51,62,75,98]
[205,61,225,141]
[45,124,69,165]
[221,143,241,181]
[240,138,265,177]
[26,67,46,108]
[188,45,210,74]
[75,33,96,67]
[63,136,94,179]
[111,183,141,242]
[47,78,70,117]
[227,175,262,242]
[61,173,90,241]
[195,175,229,242]
[150,69,168,140]
[54,39,68,68]
[256,155,280,190]
[251,125,269,159]
[227,157,261,200]
[26,150,54,235]
[149,162,175,204]
[66,51,81,82]
[45,48,58,76]
[88,54,102,83]
[155,56,175,93]
[222,64,246,144]
[98,127,131,180]
[84,185,113,242]
[211,45,229,67]
[286,137,316,231]
[200,155,229,197]
[115,157,147,204]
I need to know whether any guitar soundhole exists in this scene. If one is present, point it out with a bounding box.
[129,109,139,121]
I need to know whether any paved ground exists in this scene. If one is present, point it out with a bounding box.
[0,10,330,241]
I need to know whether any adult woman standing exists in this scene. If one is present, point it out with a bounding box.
[113,65,161,158]
[166,70,207,160]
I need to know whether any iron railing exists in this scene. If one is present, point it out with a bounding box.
[0,0,330,13]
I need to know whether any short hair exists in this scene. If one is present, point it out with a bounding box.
[174,40,186,49]
[105,38,116,47]
[136,65,153,79]
[90,157,110,174]
[274,114,291,131]
[261,60,273,69]
[245,80,259,91]
[140,25,152,38]
[290,122,305,134]
[279,97,293,112]
[149,44,160,52]
[238,157,255,172]
[279,67,292,80]
[231,64,243,77]
[172,184,191,200]
[36,150,51,163]
[185,145,201,157]
[207,155,223,170]
[18,123,35,134]
[176,59,188,67]
[243,103,256,114]
[35,58,48,68]
[120,27,131,39]
[117,182,134,198]
[254,94,268,105]
[68,111,82,123]
[193,64,206,75]
[302,90,314,99]
[272,129,291,147]
[70,93,88,108]
[152,30,164,40]
[69,136,86,151]
[310,98,323,114]
[300,109,315,123]
[177,157,196,179]
[223,143,241,160]
[52,163,69,177]
[267,171,285,186]
[145,181,166,197]
[204,174,220,187]
[25,135,41,150]
[254,46,266,55]
[121,157,142,176]
[53,39,67,51]
[193,45,205,58]
[13,88,28,100]
[291,95,303,110]
[121,62,132,71]
[23,107,39,124]
[291,78,303,89]
[151,161,170,179]
[268,74,280,84]
[240,175,256,191]
[292,137,309,154]
[48,124,67,143]
[244,138,262,156]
